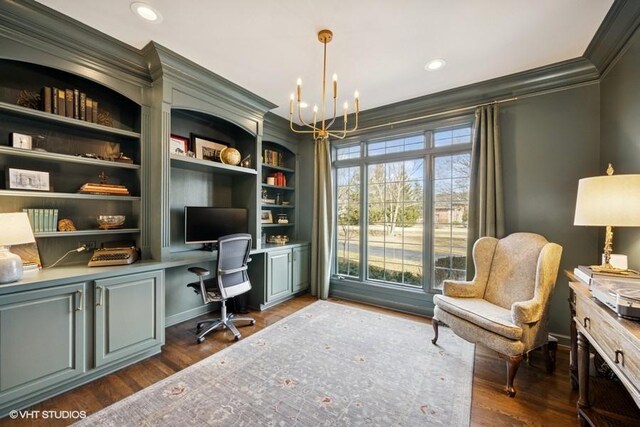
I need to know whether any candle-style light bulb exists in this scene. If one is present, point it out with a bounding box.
[332,73,338,99]
[343,101,348,111]
[289,93,294,115]
[354,90,360,111]
[296,78,302,102]
[313,105,318,124]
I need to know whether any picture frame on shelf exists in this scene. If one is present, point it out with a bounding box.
[11,133,32,149]
[191,134,228,162]
[170,134,189,156]
[7,168,50,191]
[261,210,273,224]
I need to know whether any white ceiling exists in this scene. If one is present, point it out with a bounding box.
[37,0,613,119]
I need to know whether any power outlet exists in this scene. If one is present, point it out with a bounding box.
[79,241,96,251]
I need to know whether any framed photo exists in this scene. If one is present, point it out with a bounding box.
[191,134,228,162]
[261,210,273,224]
[11,133,32,149]
[170,134,189,156]
[7,168,50,191]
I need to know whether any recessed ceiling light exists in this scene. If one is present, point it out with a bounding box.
[425,59,446,71]
[130,2,162,23]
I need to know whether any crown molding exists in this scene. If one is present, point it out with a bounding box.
[0,0,150,86]
[354,57,599,130]
[584,0,640,77]
[143,41,276,120]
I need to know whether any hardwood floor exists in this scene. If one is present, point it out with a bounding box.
[1,294,579,426]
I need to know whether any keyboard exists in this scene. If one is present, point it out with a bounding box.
[88,247,139,267]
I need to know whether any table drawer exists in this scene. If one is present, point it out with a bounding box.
[576,293,640,394]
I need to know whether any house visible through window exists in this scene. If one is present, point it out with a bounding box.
[334,121,472,291]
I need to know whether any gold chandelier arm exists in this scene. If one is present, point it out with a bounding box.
[326,98,338,128]
[290,112,319,134]
[295,104,316,130]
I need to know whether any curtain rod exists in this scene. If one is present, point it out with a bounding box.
[354,96,518,133]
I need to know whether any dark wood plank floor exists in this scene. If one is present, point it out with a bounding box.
[1,294,579,426]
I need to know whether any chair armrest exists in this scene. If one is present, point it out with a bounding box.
[219,265,248,275]
[442,280,483,298]
[511,299,542,324]
[188,267,210,276]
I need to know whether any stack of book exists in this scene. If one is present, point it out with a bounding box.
[263,149,284,167]
[22,208,59,232]
[573,265,640,286]
[78,182,130,196]
[40,86,99,123]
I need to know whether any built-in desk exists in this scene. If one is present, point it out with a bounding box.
[567,277,640,426]
[0,241,310,417]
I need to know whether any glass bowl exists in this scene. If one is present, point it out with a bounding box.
[97,215,125,229]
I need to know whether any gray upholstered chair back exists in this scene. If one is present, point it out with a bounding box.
[483,233,550,309]
[216,233,252,299]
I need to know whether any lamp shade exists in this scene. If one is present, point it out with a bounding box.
[574,174,640,226]
[0,212,36,245]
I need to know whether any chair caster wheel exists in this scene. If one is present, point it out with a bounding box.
[250,320,256,325]
[234,335,241,341]
[197,337,205,344]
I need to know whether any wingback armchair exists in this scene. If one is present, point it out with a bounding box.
[431,232,562,397]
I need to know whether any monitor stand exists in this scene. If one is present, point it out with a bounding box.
[202,243,217,252]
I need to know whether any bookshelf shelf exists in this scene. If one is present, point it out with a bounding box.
[0,146,140,170]
[0,101,140,138]
[35,228,141,238]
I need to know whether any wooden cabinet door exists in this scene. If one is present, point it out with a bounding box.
[266,249,292,302]
[94,270,164,367]
[292,245,310,293]
[0,283,86,405]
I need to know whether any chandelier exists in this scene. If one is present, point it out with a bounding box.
[289,29,360,141]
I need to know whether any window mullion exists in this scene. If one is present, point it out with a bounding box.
[359,147,367,281]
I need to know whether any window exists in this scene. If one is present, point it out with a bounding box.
[334,122,472,291]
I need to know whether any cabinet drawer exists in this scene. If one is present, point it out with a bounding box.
[575,293,640,397]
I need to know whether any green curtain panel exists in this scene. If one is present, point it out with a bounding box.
[468,104,505,258]
[311,137,334,299]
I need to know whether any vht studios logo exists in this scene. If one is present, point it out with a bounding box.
[9,410,87,419]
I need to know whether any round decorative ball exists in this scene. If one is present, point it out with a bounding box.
[220,147,241,166]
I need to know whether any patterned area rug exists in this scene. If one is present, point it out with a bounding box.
[76,301,475,426]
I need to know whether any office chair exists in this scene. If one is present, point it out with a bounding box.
[187,233,255,343]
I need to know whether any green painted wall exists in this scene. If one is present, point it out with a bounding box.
[500,84,601,336]
[600,25,640,268]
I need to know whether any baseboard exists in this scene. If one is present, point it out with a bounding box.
[165,305,217,327]
[549,333,571,348]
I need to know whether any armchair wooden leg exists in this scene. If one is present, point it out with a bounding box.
[431,318,439,345]
[499,353,523,397]
[547,336,558,374]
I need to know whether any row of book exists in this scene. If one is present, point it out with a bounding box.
[41,86,99,123]
[263,149,284,167]
[22,208,59,233]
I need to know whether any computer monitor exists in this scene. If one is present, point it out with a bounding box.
[184,206,248,250]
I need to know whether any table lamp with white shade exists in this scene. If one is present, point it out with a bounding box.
[574,164,640,273]
[0,212,36,283]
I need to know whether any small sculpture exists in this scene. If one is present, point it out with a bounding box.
[57,218,77,231]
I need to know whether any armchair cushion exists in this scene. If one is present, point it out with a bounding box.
[434,294,523,340]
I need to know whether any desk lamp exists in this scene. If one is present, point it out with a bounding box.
[0,212,36,283]
[574,164,640,273]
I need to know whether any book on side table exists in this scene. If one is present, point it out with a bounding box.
[572,265,640,287]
